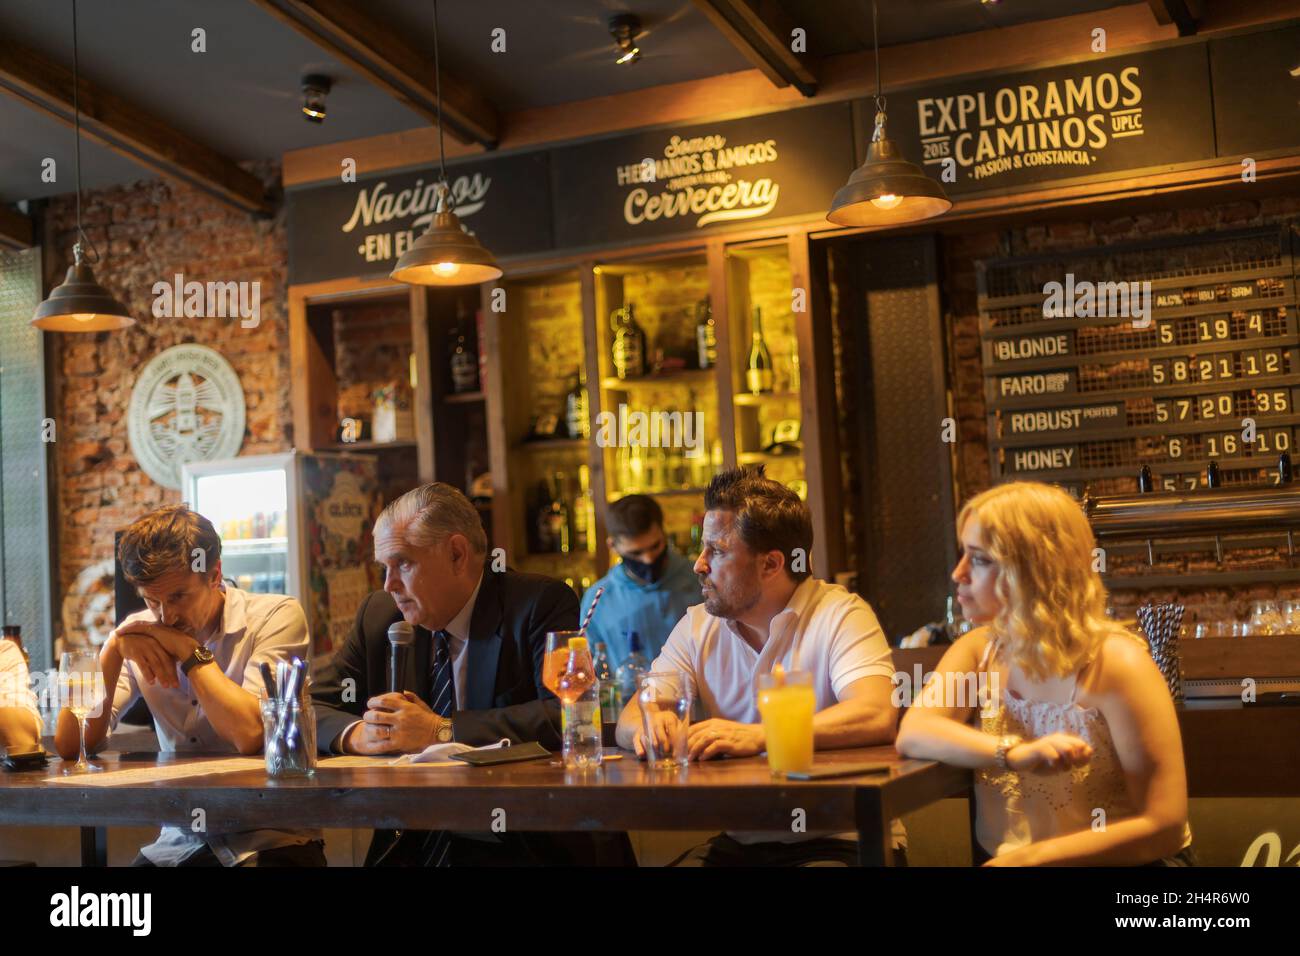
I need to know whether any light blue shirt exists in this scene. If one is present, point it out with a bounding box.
[579,548,701,672]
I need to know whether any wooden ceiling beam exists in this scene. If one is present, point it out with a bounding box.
[249,0,500,148]
[692,0,817,96]
[0,38,269,215]
[1147,0,1199,36]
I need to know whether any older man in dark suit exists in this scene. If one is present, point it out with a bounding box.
[312,482,634,866]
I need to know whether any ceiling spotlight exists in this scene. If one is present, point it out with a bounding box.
[301,74,331,123]
[610,14,641,65]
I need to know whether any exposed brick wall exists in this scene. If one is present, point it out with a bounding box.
[46,165,289,647]
[332,299,412,423]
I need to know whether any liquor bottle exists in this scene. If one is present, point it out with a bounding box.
[611,304,646,379]
[533,479,555,553]
[746,306,774,394]
[557,637,602,769]
[565,366,590,439]
[1,625,28,666]
[547,472,571,554]
[615,631,650,709]
[449,301,479,393]
[695,298,717,370]
[574,465,597,553]
[594,642,620,713]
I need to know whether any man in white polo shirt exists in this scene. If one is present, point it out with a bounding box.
[54,505,324,867]
[615,466,901,865]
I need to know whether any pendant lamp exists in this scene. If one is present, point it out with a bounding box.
[32,0,133,331]
[390,0,502,287]
[827,1,951,227]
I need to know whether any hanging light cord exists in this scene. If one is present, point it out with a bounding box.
[70,0,99,264]
[433,0,453,212]
[871,0,888,142]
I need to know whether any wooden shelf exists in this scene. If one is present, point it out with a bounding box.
[739,450,804,465]
[610,486,707,500]
[320,440,418,452]
[444,390,485,405]
[733,391,799,406]
[517,437,587,451]
[601,369,714,390]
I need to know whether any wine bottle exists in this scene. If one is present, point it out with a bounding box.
[565,367,590,439]
[533,479,555,553]
[746,306,774,394]
[695,298,717,370]
[449,301,479,393]
[549,472,571,554]
[611,304,646,379]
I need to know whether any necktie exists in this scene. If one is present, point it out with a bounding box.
[430,629,455,717]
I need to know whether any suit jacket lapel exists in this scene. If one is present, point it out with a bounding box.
[466,570,503,710]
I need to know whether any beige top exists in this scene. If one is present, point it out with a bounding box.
[974,635,1192,859]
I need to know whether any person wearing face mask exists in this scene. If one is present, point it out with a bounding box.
[579,495,701,674]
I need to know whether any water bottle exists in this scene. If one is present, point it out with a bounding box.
[594,642,620,713]
[558,637,603,770]
[614,631,649,711]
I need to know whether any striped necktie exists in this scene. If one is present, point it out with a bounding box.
[430,629,455,717]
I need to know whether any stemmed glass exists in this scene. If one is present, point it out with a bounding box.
[59,650,105,774]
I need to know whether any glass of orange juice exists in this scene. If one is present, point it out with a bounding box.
[756,669,814,777]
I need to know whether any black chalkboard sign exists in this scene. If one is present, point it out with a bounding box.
[882,42,1218,197]
[286,150,554,286]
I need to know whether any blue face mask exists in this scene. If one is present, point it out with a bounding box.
[619,542,669,583]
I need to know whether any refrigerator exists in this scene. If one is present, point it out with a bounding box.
[181,451,384,660]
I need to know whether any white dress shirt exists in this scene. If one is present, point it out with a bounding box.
[651,576,904,846]
[110,586,321,866]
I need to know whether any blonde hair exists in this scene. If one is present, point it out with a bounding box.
[957,481,1133,681]
[377,482,488,555]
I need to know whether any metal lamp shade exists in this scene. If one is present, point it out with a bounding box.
[827,136,952,227]
[31,260,134,332]
[389,209,503,286]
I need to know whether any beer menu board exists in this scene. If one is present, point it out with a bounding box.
[977,227,1299,496]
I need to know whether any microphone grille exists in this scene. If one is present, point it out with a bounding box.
[387,621,415,646]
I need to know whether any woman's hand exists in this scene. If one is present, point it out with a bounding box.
[1007,733,1092,774]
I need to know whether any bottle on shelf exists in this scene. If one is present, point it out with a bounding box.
[557,636,602,770]
[594,642,619,714]
[614,631,650,709]
[611,303,647,379]
[546,472,572,554]
[746,306,774,395]
[627,442,645,493]
[695,298,717,370]
[532,479,555,553]
[450,301,480,394]
[574,464,597,553]
[2,624,29,666]
[565,366,590,439]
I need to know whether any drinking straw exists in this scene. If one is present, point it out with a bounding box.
[579,586,604,635]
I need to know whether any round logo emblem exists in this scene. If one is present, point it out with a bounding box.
[127,345,245,489]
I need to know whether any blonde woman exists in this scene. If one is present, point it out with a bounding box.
[896,481,1193,866]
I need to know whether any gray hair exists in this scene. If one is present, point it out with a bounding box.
[377,482,488,555]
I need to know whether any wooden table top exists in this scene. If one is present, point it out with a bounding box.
[0,746,971,833]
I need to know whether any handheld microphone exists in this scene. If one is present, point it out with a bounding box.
[387,621,415,694]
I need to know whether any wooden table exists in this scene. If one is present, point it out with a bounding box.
[0,746,970,867]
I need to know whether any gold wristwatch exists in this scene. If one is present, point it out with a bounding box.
[435,720,454,744]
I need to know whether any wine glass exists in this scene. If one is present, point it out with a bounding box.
[59,650,105,774]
